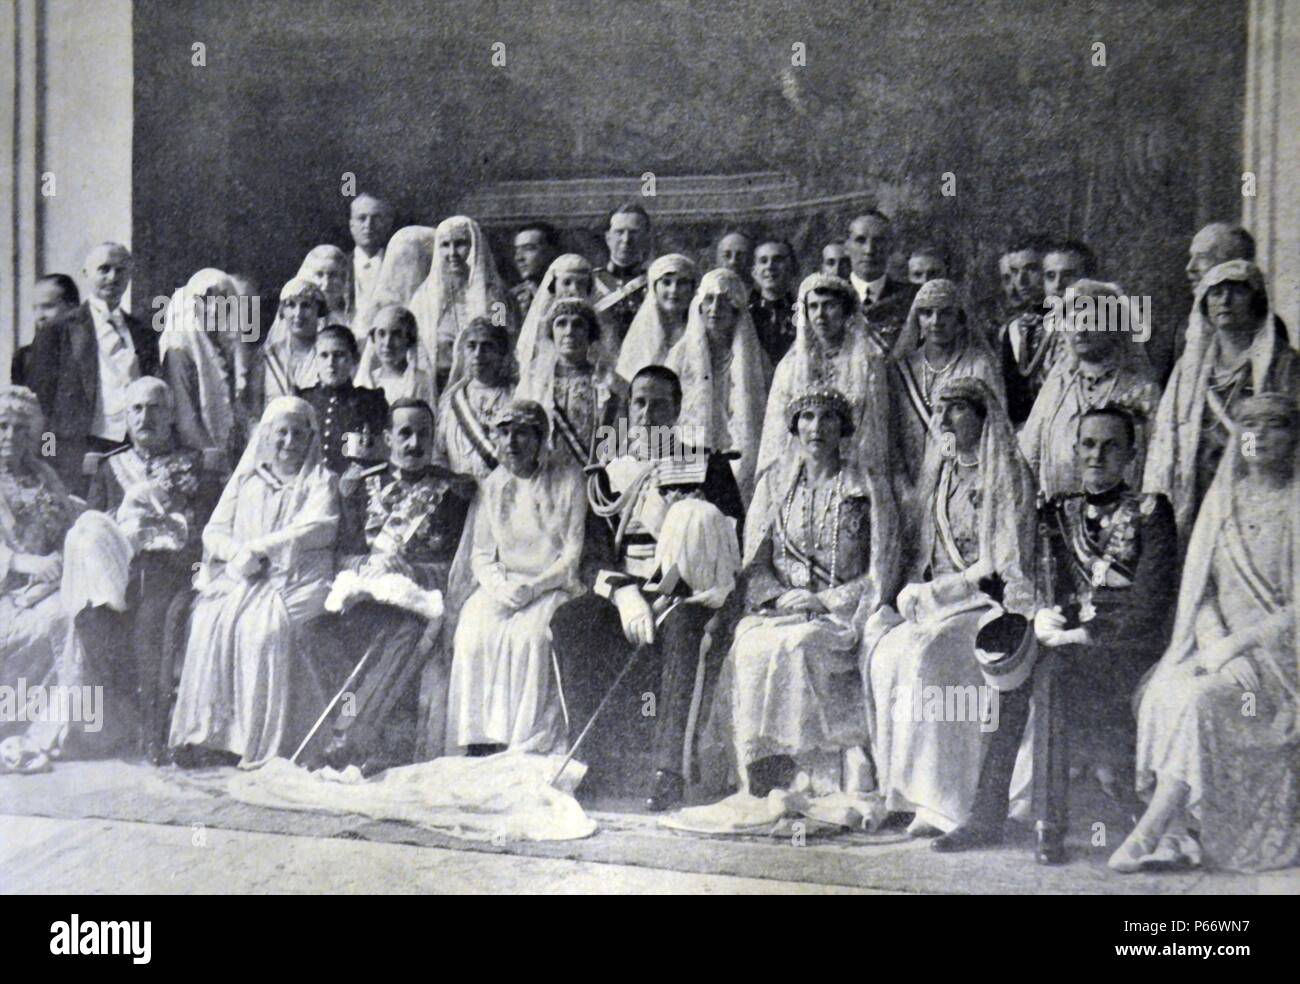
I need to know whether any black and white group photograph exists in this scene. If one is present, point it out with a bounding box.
[0,0,1297,914]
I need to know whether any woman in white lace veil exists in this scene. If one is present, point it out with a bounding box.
[1113,392,1300,873]
[514,253,599,373]
[408,216,513,390]
[352,225,436,339]
[753,272,892,534]
[169,396,339,766]
[614,253,698,382]
[298,244,354,331]
[160,267,259,463]
[665,268,769,505]
[261,277,329,403]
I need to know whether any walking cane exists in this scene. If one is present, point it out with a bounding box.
[290,649,374,766]
[549,598,681,787]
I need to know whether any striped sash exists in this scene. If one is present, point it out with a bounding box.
[450,384,498,471]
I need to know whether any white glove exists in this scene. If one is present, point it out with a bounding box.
[613,585,656,647]
[1033,605,1090,648]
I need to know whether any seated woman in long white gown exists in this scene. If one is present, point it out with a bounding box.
[1110,393,1300,873]
[695,388,898,821]
[865,377,1037,836]
[0,386,83,773]
[169,396,340,767]
[446,400,586,755]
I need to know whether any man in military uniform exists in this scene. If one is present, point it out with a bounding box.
[997,237,1053,424]
[749,239,798,365]
[550,366,744,811]
[296,325,388,473]
[312,398,473,773]
[1031,405,1178,863]
[932,406,1178,863]
[78,376,222,759]
[592,202,653,349]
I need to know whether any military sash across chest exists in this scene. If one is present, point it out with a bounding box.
[593,274,648,315]
[1056,496,1139,588]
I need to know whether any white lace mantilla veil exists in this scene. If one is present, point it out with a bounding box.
[1143,259,1297,541]
[194,395,334,588]
[297,244,355,329]
[912,376,1038,616]
[352,225,436,338]
[1140,396,1300,740]
[408,215,512,379]
[890,277,1001,370]
[513,253,606,372]
[160,267,241,453]
[614,253,697,382]
[665,268,769,505]
[262,277,329,398]
[754,272,892,491]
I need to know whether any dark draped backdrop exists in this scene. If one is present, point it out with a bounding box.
[133,0,1245,345]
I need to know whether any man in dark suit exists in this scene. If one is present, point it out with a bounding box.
[26,243,158,492]
[846,211,918,353]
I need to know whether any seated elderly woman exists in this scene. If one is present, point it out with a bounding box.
[690,388,897,822]
[865,377,1037,840]
[446,401,586,755]
[0,386,83,773]
[1111,394,1300,873]
[169,397,340,767]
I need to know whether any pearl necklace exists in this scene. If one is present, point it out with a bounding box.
[779,462,843,585]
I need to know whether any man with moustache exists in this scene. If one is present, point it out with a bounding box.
[593,203,653,348]
[748,239,798,364]
[313,398,472,772]
[26,243,158,492]
[72,376,222,759]
[511,222,561,316]
[996,238,1050,424]
[846,211,917,352]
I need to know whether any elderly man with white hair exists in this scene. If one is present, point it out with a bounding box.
[63,375,222,759]
[25,242,157,492]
